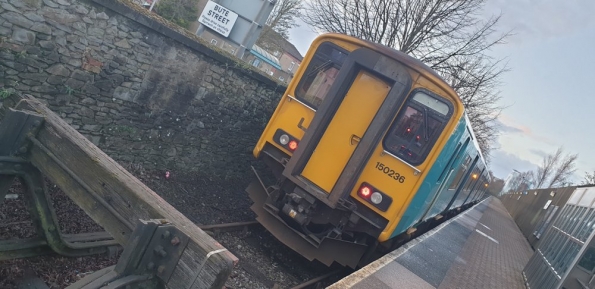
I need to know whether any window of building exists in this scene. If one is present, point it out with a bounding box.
[252,59,261,68]
[383,90,453,166]
[295,42,348,109]
[279,76,285,81]
[211,39,217,45]
[289,62,296,71]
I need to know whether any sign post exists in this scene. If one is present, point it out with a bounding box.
[195,0,275,59]
[197,0,239,37]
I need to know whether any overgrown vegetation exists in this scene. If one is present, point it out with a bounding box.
[154,0,199,29]
[0,88,15,100]
[64,85,76,95]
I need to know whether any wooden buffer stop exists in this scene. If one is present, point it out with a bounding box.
[0,95,238,288]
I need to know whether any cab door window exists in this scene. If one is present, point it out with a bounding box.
[295,43,349,109]
[383,90,453,165]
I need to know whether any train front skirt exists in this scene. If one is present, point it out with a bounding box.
[246,180,368,268]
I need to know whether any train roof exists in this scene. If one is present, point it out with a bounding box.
[315,33,459,101]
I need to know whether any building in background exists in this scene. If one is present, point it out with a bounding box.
[144,0,303,84]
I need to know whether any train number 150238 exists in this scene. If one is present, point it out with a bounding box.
[375,162,405,183]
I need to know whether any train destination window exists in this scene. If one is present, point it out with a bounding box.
[383,90,452,166]
[295,43,348,109]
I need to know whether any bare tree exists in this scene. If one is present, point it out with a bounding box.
[534,147,563,189]
[257,0,303,51]
[547,153,578,188]
[301,0,512,156]
[581,171,595,186]
[532,147,578,189]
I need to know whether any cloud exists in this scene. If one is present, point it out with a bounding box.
[496,114,557,146]
[493,118,523,134]
[528,149,548,159]
[484,0,595,44]
[488,149,538,179]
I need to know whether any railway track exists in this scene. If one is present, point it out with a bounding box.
[198,221,348,288]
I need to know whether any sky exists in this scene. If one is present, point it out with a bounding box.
[287,0,595,184]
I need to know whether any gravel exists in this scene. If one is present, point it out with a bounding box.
[0,166,338,288]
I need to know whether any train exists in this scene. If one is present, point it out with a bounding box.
[246,33,491,269]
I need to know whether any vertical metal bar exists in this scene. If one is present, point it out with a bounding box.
[0,175,14,203]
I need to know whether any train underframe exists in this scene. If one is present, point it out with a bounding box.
[247,153,390,268]
[247,148,479,269]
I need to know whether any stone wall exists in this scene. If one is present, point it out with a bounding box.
[0,0,287,178]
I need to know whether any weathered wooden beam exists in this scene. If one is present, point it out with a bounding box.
[12,96,238,288]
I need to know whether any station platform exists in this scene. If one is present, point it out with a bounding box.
[329,197,533,289]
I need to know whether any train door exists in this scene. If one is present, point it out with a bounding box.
[445,156,479,211]
[300,71,390,192]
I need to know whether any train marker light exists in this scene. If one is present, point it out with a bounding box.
[279,134,290,145]
[359,186,371,198]
[371,192,383,204]
[288,140,298,151]
[357,183,393,211]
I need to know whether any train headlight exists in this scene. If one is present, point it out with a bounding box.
[279,134,290,145]
[371,192,383,204]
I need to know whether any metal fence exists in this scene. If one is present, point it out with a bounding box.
[500,187,575,249]
[522,186,595,289]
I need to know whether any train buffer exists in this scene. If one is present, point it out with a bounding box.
[329,197,533,289]
[0,95,238,288]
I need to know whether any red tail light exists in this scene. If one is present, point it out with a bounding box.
[359,185,372,199]
[288,140,298,151]
[274,129,300,153]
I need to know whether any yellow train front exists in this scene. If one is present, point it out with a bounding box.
[246,33,490,268]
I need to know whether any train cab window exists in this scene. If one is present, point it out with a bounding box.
[295,43,348,109]
[383,90,453,165]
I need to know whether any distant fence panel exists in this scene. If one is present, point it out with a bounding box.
[500,187,575,248]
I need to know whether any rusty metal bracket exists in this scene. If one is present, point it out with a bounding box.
[68,219,190,289]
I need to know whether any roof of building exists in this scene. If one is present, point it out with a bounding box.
[279,38,303,61]
[250,44,283,70]
[260,28,304,61]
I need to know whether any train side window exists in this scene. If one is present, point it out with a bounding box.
[295,43,349,109]
[383,90,453,166]
[449,155,471,190]
[462,166,480,191]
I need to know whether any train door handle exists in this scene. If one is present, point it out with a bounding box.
[297,117,308,132]
[350,135,361,145]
